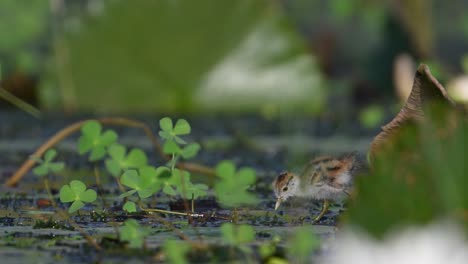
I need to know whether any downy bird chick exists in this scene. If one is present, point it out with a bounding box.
[272,154,359,222]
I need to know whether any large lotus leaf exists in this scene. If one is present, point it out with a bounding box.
[41,0,324,113]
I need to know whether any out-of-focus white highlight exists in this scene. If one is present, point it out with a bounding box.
[197,20,323,108]
[320,222,468,264]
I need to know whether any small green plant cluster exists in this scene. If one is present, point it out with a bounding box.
[31,117,262,255]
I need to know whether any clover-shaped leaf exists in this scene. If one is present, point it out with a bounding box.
[123,201,137,213]
[59,180,97,213]
[78,121,118,161]
[105,143,148,177]
[184,182,208,199]
[32,149,65,177]
[159,117,191,145]
[214,160,258,207]
[181,143,200,159]
[119,219,150,248]
[220,223,255,246]
[163,240,190,264]
[120,166,164,199]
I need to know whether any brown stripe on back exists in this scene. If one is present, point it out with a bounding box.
[312,156,333,164]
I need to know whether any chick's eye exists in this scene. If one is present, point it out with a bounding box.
[282,187,288,191]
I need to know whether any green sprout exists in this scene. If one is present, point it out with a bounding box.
[105,143,148,177]
[163,240,190,264]
[159,117,200,160]
[122,201,137,213]
[119,219,150,248]
[161,168,207,199]
[59,180,97,213]
[119,166,165,199]
[77,120,118,161]
[32,149,65,176]
[159,117,191,144]
[214,161,258,207]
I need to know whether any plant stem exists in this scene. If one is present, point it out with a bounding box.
[43,178,102,251]
[0,87,41,118]
[93,164,107,208]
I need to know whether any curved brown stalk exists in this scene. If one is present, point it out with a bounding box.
[5,117,215,187]
[370,64,462,159]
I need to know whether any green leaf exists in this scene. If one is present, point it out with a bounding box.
[173,119,191,135]
[77,136,94,154]
[237,168,256,186]
[105,159,122,177]
[288,226,319,259]
[137,188,154,199]
[163,240,190,264]
[81,121,101,138]
[44,149,57,162]
[359,105,384,129]
[68,200,85,213]
[158,130,172,140]
[121,170,140,190]
[216,160,236,178]
[220,223,236,244]
[125,148,147,167]
[59,180,96,213]
[100,130,118,145]
[238,225,255,243]
[163,184,177,196]
[108,144,126,161]
[59,185,75,203]
[80,189,97,203]
[120,219,150,248]
[139,166,159,188]
[70,180,87,195]
[163,140,181,154]
[32,165,48,176]
[159,117,173,132]
[89,146,107,161]
[49,162,65,173]
[181,143,200,159]
[119,190,137,199]
[123,201,137,213]
[173,135,187,145]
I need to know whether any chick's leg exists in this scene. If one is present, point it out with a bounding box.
[312,199,329,223]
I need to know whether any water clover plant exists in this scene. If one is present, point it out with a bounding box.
[59,180,97,213]
[32,149,65,176]
[78,120,118,161]
[214,161,258,207]
[159,117,200,160]
[161,168,207,199]
[159,117,191,144]
[122,201,137,213]
[119,219,150,248]
[105,143,148,177]
[119,166,164,199]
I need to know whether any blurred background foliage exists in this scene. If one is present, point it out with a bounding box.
[0,0,468,120]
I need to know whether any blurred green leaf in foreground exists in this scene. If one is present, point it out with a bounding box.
[42,0,325,113]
